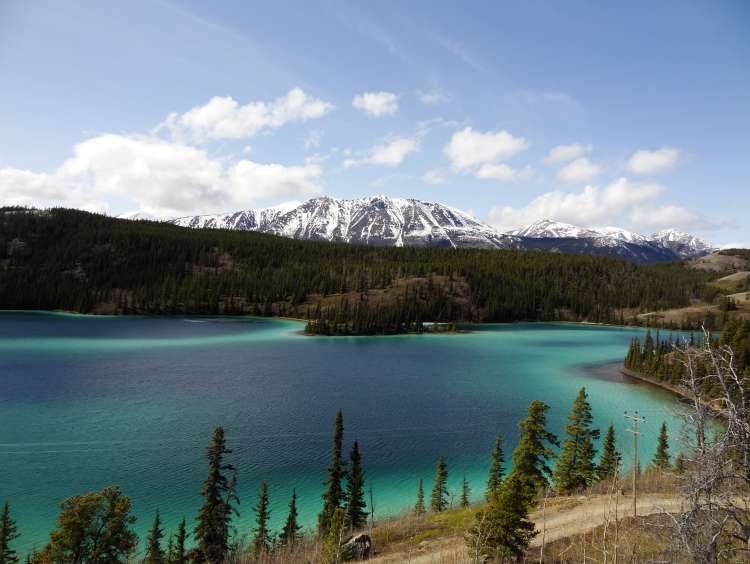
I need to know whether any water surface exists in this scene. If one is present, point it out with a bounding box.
[0,313,685,554]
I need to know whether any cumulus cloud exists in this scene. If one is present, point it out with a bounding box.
[557,157,602,183]
[161,88,332,143]
[0,134,323,217]
[626,147,680,175]
[476,163,534,183]
[544,143,592,164]
[352,91,399,117]
[418,89,449,105]
[488,177,683,231]
[444,127,529,171]
[343,136,419,168]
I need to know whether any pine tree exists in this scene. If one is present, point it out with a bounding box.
[166,518,188,564]
[319,410,345,535]
[145,511,165,564]
[653,421,671,469]
[0,501,19,564]
[251,481,272,558]
[280,489,302,547]
[510,400,559,497]
[596,423,621,481]
[414,479,425,515]
[430,457,449,512]
[321,507,345,564]
[485,435,505,501]
[344,440,367,530]
[460,475,471,508]
[466,473,537,561]
[553,388,600,493]
[194,427,238,563]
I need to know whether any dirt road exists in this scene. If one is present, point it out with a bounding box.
[368,494,682,563]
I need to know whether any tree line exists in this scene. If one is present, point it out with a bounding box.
[0,208,719,334]
[624,319,750,397]
[0,390,678,563]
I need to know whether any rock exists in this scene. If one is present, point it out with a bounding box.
[341,533,372,561]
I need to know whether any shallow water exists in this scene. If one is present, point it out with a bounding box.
[0,313,686,554]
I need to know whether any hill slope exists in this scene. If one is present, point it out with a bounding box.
[0,207,718,333]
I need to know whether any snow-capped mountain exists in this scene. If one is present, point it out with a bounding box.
[172,196,516,249]
[649,229,715,259]
[164,198,714,263]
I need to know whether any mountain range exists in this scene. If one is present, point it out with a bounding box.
[163,196,714,263]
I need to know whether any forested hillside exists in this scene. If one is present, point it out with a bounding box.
[0,208,719,333]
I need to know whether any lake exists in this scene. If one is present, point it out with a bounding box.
[0,312,687,555]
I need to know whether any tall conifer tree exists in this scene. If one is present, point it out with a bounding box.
[460,475,471,508]
[414,479,425,515]
[344,441,367,530]
[510,400,559,497]
[485,435,505,501]
[145,511,165,564]
[596,423,621,481]
[553,388,600,493]
[251,481,272,558]
[430,457,449,512]
[194,427,238,563]
[653,421,671,469]
[280,490,302,547]
[319,410,345,535]
[0,501,19,564]
[168,518,188,564]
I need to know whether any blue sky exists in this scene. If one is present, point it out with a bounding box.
[1,0,748,245]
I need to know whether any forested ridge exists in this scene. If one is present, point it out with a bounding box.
[0,207,718,333]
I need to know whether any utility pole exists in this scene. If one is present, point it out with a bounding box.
[624,411,645,517]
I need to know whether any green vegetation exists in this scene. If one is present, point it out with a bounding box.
[0,207,719,334]
[145,511,165,564]
[279,490,301,547]
[552,387,600,494]
[318,410,345,535]
[343,441,367,531]
[652,422,671,469]
[509,400,559,498]
[414,480,425,516]
[0,502,19,564]
[624,320,750,395]
[430,457,449,512]
[596,423,621,480]
[250,481,271,558]
[484,434,505,501]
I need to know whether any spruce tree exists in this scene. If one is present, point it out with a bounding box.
[510,400,559,497]
[553,388,600,493]
[674,452,686,475]
[485,435,505,501]
[344,440,367,530]
[0,501,19,564]
[145,511,165,564]
[318,410,345,535]
[250,481,272,558]
[414,479,425,515]
[460,475,471,508]
[194,427,238,563]
[280,489,302,547]
[466,473,537,561]
[430,456,449,512]
[653,421,671,469]
[596,423,621,481]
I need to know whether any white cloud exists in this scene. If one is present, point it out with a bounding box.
[161,88,333,143]
[0,134,323,217]
[418,90,449,105]
[557,157,602,183]
[544,143,592,165]
[344,136,419,168]
[626,147,680,175]
[628,204,705,230]
[476,163,534,183]
[421,169,446,185]
[352,91,399,117]
[488,177,669,231]
[304,129,323,150]
[444,127,529,171]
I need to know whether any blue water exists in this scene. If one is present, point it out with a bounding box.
[0,313,685,555]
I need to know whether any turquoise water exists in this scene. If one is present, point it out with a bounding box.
[0,313,686,555]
